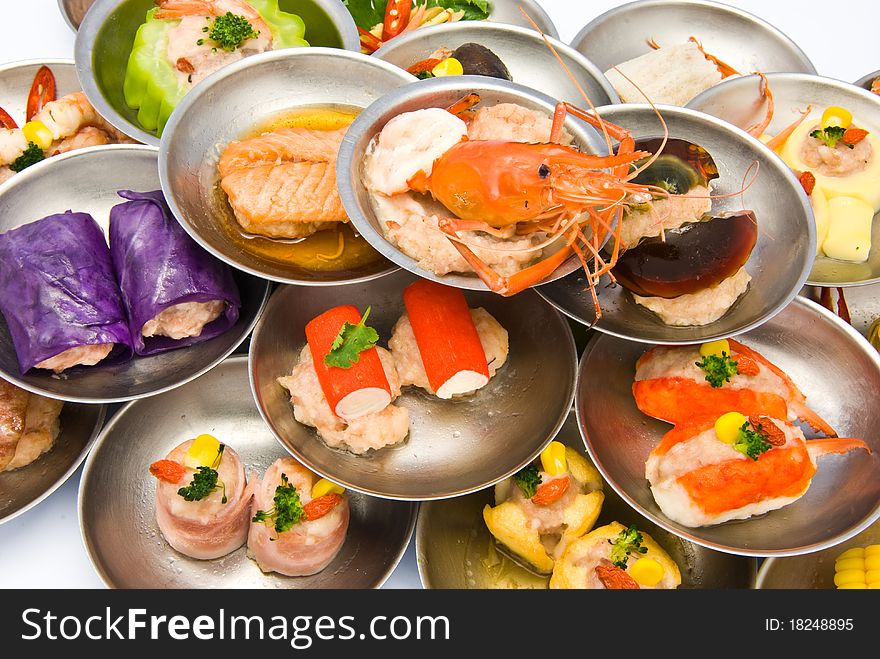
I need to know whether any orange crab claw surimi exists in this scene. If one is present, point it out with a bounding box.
[727,339,837,437]
[806,438,872,458]
[632,377,790,426]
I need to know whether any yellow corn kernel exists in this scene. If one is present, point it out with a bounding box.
[834,569,867,587]
[432,57,464,77]
[865,545,880,557]
[715,412,747,444]
[835,557,865,572]
[865,555,880,571]
[184,433,221,469]
[838,582,867,589]
[312,478,345,498]
[22,120,53,150]
[821,106,853,129]
[629,557,664,586]
[540,441,567,476]
[837,547,865,560]
[699,339,730,358]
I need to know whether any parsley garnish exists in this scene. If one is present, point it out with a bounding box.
[695,352,739,388]
[608,525,648,569]
[252,473,305,534]
[323,306,380,369]
[197,12,259,51]
[9,142,44,173]
[513,465,542,499]
[733,421,772,461]
[177,444,227,503]
[810,126,851,149]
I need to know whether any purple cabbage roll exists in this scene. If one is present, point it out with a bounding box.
[0,211,132,373]
[109,190,241,356]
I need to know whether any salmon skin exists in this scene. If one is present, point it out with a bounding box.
[219,127,348,238]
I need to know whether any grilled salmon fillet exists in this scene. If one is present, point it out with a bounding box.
[219,127,348,239]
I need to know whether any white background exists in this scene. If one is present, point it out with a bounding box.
[0,0,876,588]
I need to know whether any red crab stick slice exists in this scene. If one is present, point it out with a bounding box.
[305,305,391,421]
[403,279,489,399]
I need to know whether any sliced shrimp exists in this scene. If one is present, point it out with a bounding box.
[154,0,271,35]
[32,92,131,143]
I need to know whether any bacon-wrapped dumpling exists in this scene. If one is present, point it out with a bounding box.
[248,458,349,577]
[150,434,252,560]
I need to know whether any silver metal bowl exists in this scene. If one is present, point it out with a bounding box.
[249,269,577,500]
[576,296,880,557]
[485,0,557,37]
[0,401,105,525]
[337,75,609,292]
[373,22,618,107]
[79,355,417,588]
[0,145,270,403]
[416,412,756,588]
[855,70,880,92]
[58,0,94,31]
[0,60,80,121]
[76,0,360,146]
[537,104,814,344]
[688,73,880,288]
[571,0,815,104]
[756,518,880,588]
[801,284,880,339]
[160,48,414,285]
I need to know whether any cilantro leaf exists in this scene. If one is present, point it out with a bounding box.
[695,352,739,388]
[323,306,380,369]
[252,473,305,534]
[9,142,44,173]
[608,524,648,569]
[733,421,772,461]
[810,126,850,149]
[513,464,542,498]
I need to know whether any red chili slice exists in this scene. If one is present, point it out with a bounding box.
[383,0,412,39]
[358,27,383,54]
[0,106,17,129]
[26,65,56,122]
[304,493,344,521]
[149,459,186,484]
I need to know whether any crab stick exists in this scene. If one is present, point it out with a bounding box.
[403,280,489,399]
[305,305,391,422]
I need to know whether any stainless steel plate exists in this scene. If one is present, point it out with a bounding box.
[688,73,880,287]
[801,284,880,338]
[0,60,80,123]
[416,412,756,588]
[576,296,880,557]
[0,400,105,525]
[855,70,880,92]
[571,0,815,104]
[76,0,361,146]
[373,22,618,107]
[756,519,880,588]
[160,48,414,285]
[249,269,577,500]
[0,145,270,403]
[58,0,94,31]
[537,104,814,344]
[337,75,609,292]
[486,0,557,38]
[79,355,417,588]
